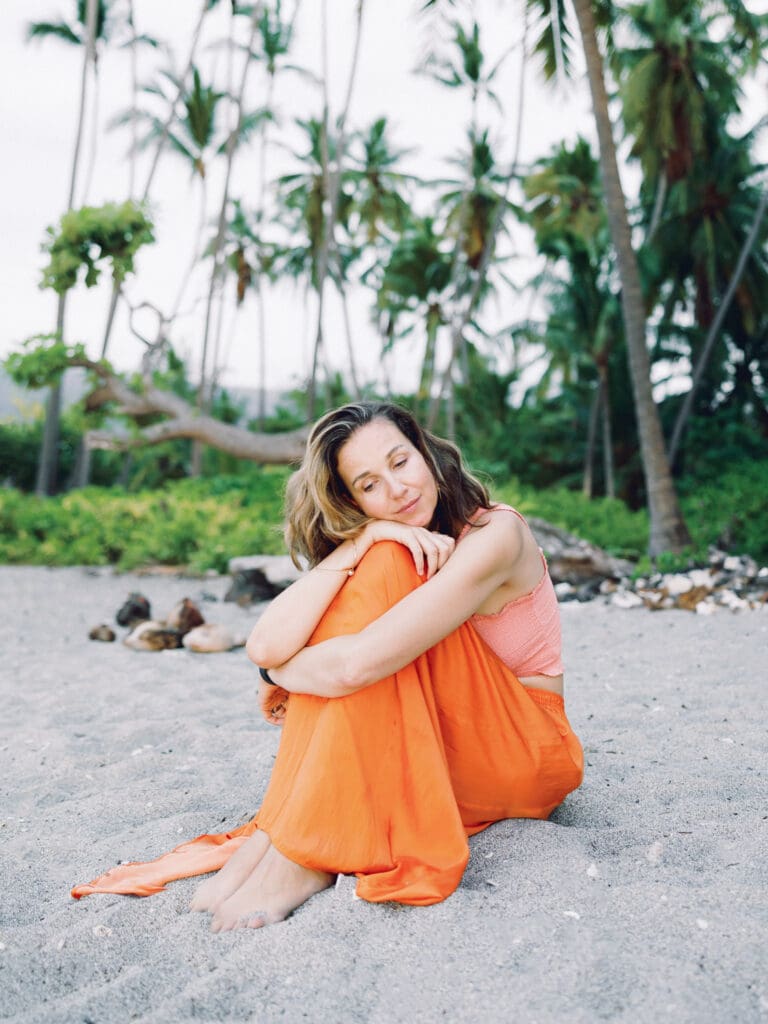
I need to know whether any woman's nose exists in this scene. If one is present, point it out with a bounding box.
[387,475,408,498]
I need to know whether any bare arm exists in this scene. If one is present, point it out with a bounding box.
[265,512,525,698]
[246,521,456,668]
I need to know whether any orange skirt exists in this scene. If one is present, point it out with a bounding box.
[72,542,583,906]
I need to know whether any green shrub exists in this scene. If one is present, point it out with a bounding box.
[0,460,765,572]
[0,470,290,572]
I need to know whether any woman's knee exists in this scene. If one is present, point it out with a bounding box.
[309,541,423,643]
[351,540,422,597]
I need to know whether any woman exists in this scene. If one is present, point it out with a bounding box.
[72,402,583,930]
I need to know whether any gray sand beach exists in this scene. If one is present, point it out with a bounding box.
[1,565,766,1024]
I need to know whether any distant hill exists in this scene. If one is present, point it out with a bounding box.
[0,368,293,424]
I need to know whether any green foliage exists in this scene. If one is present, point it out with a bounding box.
[5,336,93,389]
[0,415,79,491]
[677,459,768,563]
[0,469,291,573]
[41,200,154,293]
[2,457,764,573]
[493,478,649,560]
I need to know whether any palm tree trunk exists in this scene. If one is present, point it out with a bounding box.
[36,0,98,496]
[571,0,690,555]
[668,188,768,467]
[192,2,264,475]
[419,307,440,419]
[171,176,208,320]
[582,383,600,497]
[338,283,363,399]
[429,11,528,429]
[598,365,615,498]
[253,58,276,430]
[100,280,121,359]
[646,171,667,245]
[256,275,267,426]
[307,0,366,417]
[128,0,138,197]
[80,62,100,204]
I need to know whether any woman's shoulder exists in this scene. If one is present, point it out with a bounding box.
[466,502,526,528]
[459,503,528,557]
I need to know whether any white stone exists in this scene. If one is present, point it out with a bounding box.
[664,574,694,596]
[688,570,714,589]
[611,590,644,609]
[182,624,244,653]
[718,590,748,611]
[695,601,718,616]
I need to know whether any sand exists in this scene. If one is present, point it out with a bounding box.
[1,565,766,1023]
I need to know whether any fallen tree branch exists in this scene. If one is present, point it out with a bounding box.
[71,355,309,464]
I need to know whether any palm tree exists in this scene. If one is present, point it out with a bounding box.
[374,215,454,414]
[617,0,763,239]
[509,0,691,552]
[276,117,357,409]
[251,0,302,423]
[112,65,230,321]
[524,137,620,496]
[191,1,268,475]
[27,0,102,495]
[419,15,519,432]
[613,0,768,466]
[348,118,414,246]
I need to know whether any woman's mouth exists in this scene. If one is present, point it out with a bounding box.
[398,497,420,515]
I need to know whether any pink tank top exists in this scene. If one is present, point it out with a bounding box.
[459,504,563,678]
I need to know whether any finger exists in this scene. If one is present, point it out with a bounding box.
[435,535,455,569]
[410,542,425,576]
[424,541,440,579]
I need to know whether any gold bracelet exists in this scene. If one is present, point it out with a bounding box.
[314,540,357,577]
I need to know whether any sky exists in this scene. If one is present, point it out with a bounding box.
[1,0,766,406]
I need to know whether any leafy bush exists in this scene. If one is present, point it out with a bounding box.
[493,478,648,559]
[0,469,290,573]
[1,459,765,572]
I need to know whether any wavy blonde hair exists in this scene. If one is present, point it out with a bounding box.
[285,402,491,567]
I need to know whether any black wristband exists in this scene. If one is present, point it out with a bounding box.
[259,665,277,686]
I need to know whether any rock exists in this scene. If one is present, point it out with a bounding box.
[224,568,285,607]
[695,600,718,616]
[228,555,302,587]
[718,590,749,611]
[123,621,183,652]
[164,598,205,635]
[674,586,713,612]
[116,593,151,628]
[610,590,644,609]
[182,624,245,653]
[527,517,635,585]
[88,624,116,642]
[664,574,695,596]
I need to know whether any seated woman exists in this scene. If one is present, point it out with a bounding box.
[72,402,583,930]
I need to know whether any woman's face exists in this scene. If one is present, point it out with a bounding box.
[336,418,439,527]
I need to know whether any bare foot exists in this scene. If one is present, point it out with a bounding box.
[189,829,271,913]
[210,843,334,932]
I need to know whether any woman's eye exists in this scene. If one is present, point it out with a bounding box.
[394,458,407,469]
[362,481,375,493]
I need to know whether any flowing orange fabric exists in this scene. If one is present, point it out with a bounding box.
[72,541,583,906]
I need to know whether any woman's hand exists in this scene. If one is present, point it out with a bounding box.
[360,521,455,580]
[258,679,290,726]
